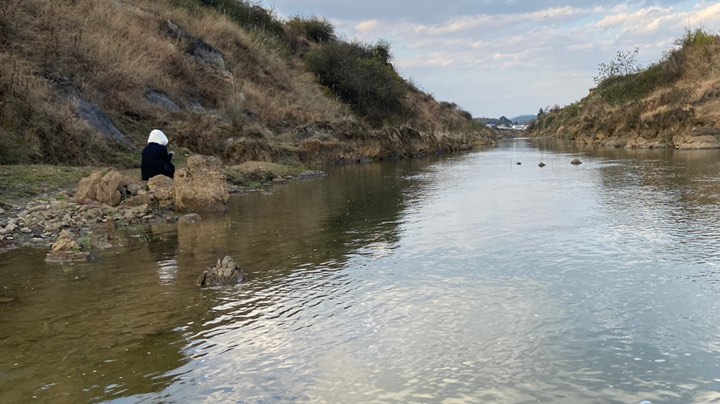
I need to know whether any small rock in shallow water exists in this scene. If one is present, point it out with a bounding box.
[571,158,582,165]
[196,256,245,287]
[538,162,546,167]
[0,297,15,304]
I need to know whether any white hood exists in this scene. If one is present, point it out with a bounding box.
[147,129,168,146]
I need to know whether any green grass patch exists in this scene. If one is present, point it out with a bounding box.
[0,165,94,205]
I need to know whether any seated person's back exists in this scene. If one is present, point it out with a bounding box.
[141,129,175,181]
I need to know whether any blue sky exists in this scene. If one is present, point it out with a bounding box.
[260,1,720,118]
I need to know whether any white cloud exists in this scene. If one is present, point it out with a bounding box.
[354,19,380,33]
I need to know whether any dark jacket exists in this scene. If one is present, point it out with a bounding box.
[141,143,175,181]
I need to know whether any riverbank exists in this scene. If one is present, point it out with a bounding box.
[0,161,327,254]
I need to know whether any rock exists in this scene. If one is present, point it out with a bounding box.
[146,90,182,112]
[126,182,144,196]
[297,170,327,180]
[0,297,15,304]
[571,159,582,165]
[538,162,546,167]
[516,162,522,165]
[673,127,720,149]
[178,213,202,224]
[75,170,105,202]
[72,96,131,146]
[147,175,174,208]
[174,155,229,213]
[5,223,17,233]
[0,207,5,215]
[96,169,125,206]
[20,227,32,234]
[75,169,126,206]
[196,256,245,287]
[45,230,90,263]
[121,193,153,207]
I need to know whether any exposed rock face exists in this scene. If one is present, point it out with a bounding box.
[196,256,245,287]
[75,169,127,206]
[146,90,181,112]
[72,96,131,146]
[45,230,90,263]
[162,19,232,81]
[174,155,229,212]
[147,175,175,208]
[673,127,720,149]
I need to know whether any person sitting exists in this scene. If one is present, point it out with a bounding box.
[141,129,175,181]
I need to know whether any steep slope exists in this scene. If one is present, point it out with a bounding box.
[530,30,720,150]
[0,0,494,166]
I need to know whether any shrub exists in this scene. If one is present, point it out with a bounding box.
[304,41,408,126]
[286,16,335,43]
[177,0,285,37]
[596,54,682,105]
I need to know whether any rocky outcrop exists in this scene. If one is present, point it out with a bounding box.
[162,19,233,81]
[45,230,91,263]
[196,256,245,287]
[174,155,229,212]
[673,127,720,149]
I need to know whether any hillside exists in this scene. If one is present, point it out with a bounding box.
[530,30,720,149]
[0,0,495,167]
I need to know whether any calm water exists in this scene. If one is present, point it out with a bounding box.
[2,138,720,403]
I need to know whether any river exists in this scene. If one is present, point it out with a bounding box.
[2,138,720,403]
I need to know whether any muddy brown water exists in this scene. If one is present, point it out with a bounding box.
[2,138,720,402]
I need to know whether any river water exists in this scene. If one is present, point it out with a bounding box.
[2,138,720,403]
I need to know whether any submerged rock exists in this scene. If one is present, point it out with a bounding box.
[178,213,202,224]
[196,256,245,287]
[45,230,91,263]
[538,162,546,167]
[571,158,583,165]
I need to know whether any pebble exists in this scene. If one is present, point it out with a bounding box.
[0,208,5,215]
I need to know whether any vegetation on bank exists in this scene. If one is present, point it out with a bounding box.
[530,29,720,148]
[0,0,490,168]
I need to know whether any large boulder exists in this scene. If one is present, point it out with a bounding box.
[174,155,229,212]
[196,256,245,287]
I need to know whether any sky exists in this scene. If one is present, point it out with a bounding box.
[258,0,720,118]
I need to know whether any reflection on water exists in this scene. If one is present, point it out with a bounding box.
[2,139,720,402]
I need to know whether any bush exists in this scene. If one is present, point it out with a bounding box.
[286,16,335,43]
[304,41,408,126]
[178,0,285,37]
[596,53,683,105]
[593,48,642,85]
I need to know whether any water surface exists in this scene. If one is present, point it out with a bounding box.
[2,138,720,403]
